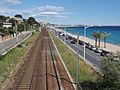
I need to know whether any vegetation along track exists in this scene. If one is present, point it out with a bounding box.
[7,28,75,90]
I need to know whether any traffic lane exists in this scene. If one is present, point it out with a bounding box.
[0,33,30,54]
[0,34,25,49]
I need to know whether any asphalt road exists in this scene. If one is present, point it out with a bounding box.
[50,29,103,69]
[0,32,31,55]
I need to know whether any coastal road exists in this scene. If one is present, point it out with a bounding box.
[50,29,103,69]
[0,32,31,56]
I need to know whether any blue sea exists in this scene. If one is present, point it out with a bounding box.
[61,26,120,46]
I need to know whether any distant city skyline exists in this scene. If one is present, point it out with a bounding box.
[0,0,120,25]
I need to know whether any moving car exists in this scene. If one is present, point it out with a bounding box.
[68,36,72,40]
[85,43,91,48]
[71,40,76,44]
[79,40,84,45]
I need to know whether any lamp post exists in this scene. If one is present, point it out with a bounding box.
[24,21,26,35]
[64,27,66,43]
[83,26,88,61]
[15,21,18,43]
[76,33,79,83]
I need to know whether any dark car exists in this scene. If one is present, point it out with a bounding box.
[79,40,84,45]
[68,36,72,40]
[100,50,111,57]
[72,38,77,42]
[71,40,76,44]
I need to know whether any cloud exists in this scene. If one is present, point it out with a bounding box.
[0,5,72,19]
[40,5,64,12]
[0,0,22,5]
[22,5,69,18]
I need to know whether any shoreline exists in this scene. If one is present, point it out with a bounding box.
[53,27,120,53]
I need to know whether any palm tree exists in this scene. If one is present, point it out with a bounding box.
[102,32,111,48]
[92,32,99,47]
[98,32,102,47]
[92,31,103,47]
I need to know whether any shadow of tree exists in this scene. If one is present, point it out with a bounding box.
[80,80,120,90]
[80,80,98,90]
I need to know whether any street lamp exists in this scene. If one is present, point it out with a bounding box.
[64,27,66,43]
[15,21,18,43]
[83,26,89,61]
[76,33,79,83]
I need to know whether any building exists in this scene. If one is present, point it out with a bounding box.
[12,17,23,24]
[3,22,12,28]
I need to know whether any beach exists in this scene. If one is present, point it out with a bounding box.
[53,27,120,53]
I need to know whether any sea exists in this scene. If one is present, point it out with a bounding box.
[60,26,120,46]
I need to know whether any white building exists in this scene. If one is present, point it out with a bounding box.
[12,17,23,24]
[3,23,12,28]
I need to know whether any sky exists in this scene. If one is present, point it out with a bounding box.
[0,0,120,25]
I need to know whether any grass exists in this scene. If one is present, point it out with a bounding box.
[51,33,98,83]
[0,31,40,86]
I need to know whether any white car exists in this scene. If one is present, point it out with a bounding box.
[94,48,102,53]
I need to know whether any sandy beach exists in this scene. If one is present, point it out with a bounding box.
[53,27,120,53]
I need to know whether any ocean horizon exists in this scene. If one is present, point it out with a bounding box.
[60,26,120,46]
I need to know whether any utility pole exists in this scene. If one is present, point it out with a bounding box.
[76,33,79,83]
[64,27,66,43]
[24,21,27,37]
[15,21,18,43]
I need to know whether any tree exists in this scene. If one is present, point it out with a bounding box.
[23,19,30,31]
[98,32,102,47]
[17,23,24,33]
[92,32,102,47]
[0,15,6,26]
[8,27,15,37]
[92,32,99,47]
[14,14,23,19]
[9,18,16,27]
[99,56,120,90]
[102,32,111,48]
[28,17,37,25]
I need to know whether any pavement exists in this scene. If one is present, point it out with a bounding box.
[0,32,31,56]
[50,29,104,69]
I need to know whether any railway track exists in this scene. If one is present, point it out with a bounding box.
[7,28,75,90]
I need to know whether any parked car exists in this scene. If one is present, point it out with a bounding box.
[85,43,91,48]
[71,40,76,44]
[68,36,72,40]
[79,40,84,45]
[94,48,102,53]
[72,38,77,42]
[100,50,111,57]
[89,45,96,51]
[59,33,63,36]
